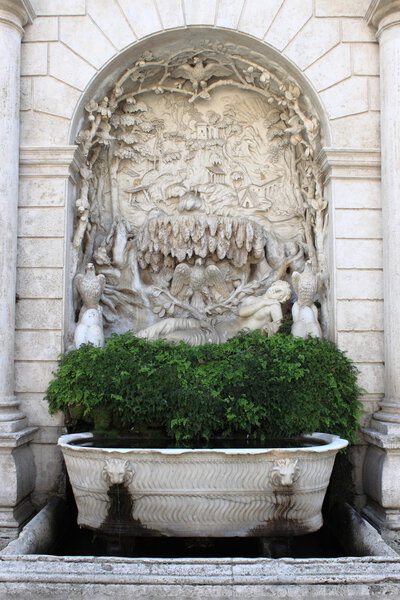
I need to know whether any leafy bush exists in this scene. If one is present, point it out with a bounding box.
[46,331,362,444]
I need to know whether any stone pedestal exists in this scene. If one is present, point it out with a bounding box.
[0,0,37,546]
[363,0,400,530]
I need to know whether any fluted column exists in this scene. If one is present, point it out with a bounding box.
[0,0,34,432]
[368,0,400,429]
[363,0,400,530]
[0,0,37,548]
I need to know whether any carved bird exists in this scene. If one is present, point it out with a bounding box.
[170,258,229,311]
[284,115,304,145]
[292,260,318,307]
[171,57,231,93]
[75,263,106,309]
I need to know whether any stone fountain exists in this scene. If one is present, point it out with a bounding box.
[57,42,343,542]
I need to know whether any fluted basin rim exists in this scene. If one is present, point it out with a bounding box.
[58,431,348,455]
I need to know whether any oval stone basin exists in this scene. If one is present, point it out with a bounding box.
[58,432,348,538]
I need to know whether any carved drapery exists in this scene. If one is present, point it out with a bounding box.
[72,42,326,345]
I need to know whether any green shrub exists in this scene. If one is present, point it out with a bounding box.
[46,331,362,444]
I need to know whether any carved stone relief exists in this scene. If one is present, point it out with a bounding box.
[72,41,327,346]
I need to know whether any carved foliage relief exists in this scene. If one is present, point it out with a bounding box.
[72,42,327,345]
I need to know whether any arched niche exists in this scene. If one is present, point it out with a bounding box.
[68,27,331,347]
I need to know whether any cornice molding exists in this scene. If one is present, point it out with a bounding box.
[317,148,381,180]
[19,146,84,179]
[0,0,35,23]
[0,0,35,34]
[367,0,400,29]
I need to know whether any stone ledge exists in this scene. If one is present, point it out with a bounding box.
[2,554,400,598]
[1,500,400,598]
[0,427,37,449]
[363,427,400,449]
[318,147,381,169]
[19,146,83,175]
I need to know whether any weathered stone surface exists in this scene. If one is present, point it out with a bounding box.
[23,16,58,42]
[14,362,58,394]
[369,77,380,110]
[330,111,380,147]
[337,299,383,331]
[2,554,400,599]
[16,269,63,299]
[336,239,382,269]
[337,269,383,300]
[320,77,369,119]
[364,6,400,509]
[21,42,47,76]
[0,2,38,545]
[17,239,64,268]
[20,77,32,111]
[32,0,85,17]
[33,77,81,119]
[87,0,135,50]
[19,177,65,207]
[18,208,64,237]
[215,0,243,29]
[59,16,115,69]
[342,17,376,42]
[19,111,70,146]
[305,44,352,91]
[15,331,62,361]
[238,0,283,39]
[0,498,66,556]
[156,0,185,29]
[335,209,382,239]
[29,443,66,507]
[184,0,218,25]
[48,43,96,91]
[285,18,340,70]
[118,0,162,38]
[333,179,381,209]
[353,43,380,75]
[315,0,370,17]
[337,331,384,362]
[15,299,62,330]
[357,363,385,395]
[265,0,313,51]
[16,395,64,428]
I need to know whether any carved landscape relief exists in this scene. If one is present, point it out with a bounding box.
[72,42,327,346]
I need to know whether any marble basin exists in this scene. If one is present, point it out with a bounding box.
[58,432,348,538]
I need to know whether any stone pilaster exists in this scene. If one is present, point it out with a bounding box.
[363,0,400,530]
[0,0,37,547]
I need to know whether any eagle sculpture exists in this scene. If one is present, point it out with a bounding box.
[170,258,229,311]
[291,260,318,306]
[171,57,232,92]
[75,263,106,309]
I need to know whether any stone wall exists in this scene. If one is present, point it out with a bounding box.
[16,0,382,506]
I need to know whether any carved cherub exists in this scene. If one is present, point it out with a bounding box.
[170,258,229,311]
[238,280,291,337]
[171,57,231,93]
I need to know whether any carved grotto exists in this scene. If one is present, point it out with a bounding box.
[72,41,327,346]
